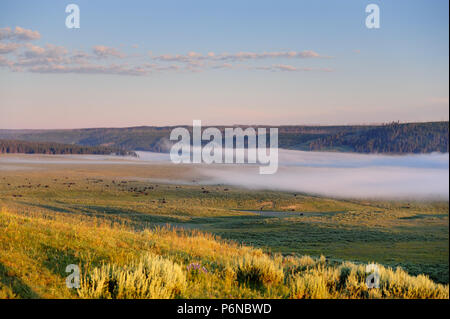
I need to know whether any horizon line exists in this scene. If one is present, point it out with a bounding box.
[1,120,449,131]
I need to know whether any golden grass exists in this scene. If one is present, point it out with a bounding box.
[0,207,448,299]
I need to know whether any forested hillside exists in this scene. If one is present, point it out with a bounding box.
[0,121,447,154]
[307,122,449,153]
[0,140,136,156]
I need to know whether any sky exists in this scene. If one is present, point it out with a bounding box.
[0,0,448,129]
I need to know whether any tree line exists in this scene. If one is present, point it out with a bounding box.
[0,139,136,156]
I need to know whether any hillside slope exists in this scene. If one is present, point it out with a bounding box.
[0,208,448,299]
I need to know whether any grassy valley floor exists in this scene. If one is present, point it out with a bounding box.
[0,155,448,298]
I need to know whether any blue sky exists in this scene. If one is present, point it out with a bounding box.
[0,0,448,128]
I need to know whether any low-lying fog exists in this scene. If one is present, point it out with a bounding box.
[138,150,449,200]
[1,150,448,200]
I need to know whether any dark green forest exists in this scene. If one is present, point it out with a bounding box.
[0,121,448,154]
[0,140,136,156]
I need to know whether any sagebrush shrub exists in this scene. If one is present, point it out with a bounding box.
[78,253,186,299]
[235,253,284,287]
[289,273,330,299]
[378,267,449,299]
[288,260,449,299]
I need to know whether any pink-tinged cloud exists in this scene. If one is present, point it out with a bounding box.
[28,63,152,76]
[0,42,21,54]
[0,26,333,76]
[0,56,13,67]
[153,50,327,63]
[93,45,126,58]
[0,26,41,41]
[22,43,68,58]
[252,64,333,72]
[273,64,299,71]
[15,44,69,66]
[211,63,234,70]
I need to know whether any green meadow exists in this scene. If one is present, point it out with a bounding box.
[0,156,448,298]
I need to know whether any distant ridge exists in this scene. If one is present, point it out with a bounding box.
[0,121,448,154]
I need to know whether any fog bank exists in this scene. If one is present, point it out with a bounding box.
[194,150,449,200]
[1,150,448,199]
